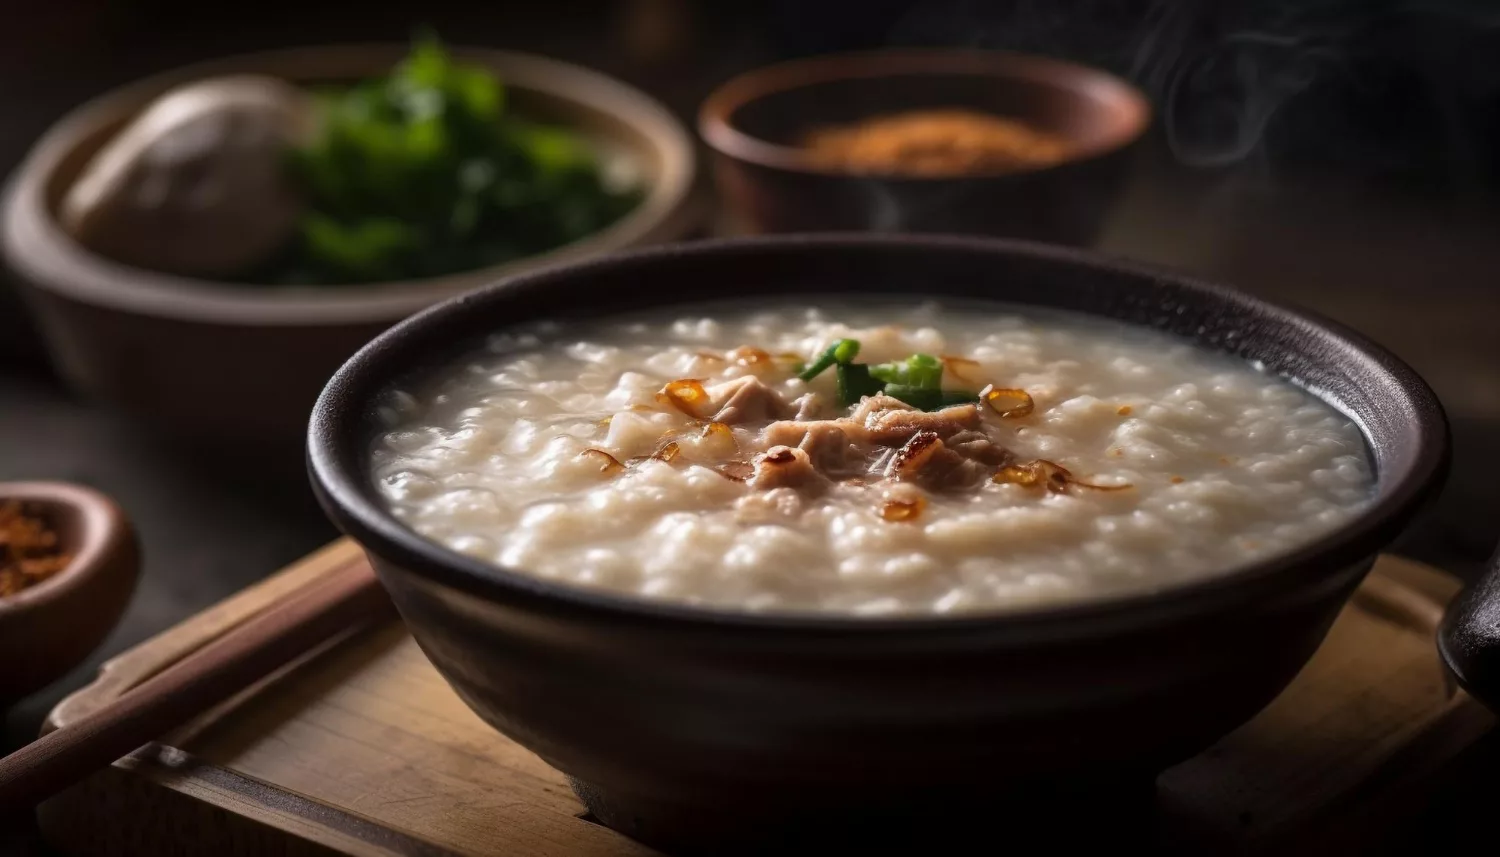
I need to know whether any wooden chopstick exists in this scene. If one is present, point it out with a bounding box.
[0,556,394,812]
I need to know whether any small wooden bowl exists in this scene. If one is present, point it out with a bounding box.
[2,45,699,451]
[0,482,140,704]
[700,50,1150,244]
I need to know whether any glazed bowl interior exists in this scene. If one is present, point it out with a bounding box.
[10,44,697,326]
[310,234,1445,631]
[700,50,1150,178]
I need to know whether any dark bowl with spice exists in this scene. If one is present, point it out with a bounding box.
[0,482,140,704]
[309,235,1446,853]
[700,50,1150,245]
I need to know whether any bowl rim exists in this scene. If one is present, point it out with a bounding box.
[0,43,698,326]
[0,481,127,616]
[698,48,1152,180]
[308,233,1449,636]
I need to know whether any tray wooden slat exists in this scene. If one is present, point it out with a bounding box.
[38,542,1494,856]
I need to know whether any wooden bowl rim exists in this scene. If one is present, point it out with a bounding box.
[698,48,1151,179]
[0,43,698,325]
[0,481,132,617]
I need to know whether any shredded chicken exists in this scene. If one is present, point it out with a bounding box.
[885,431,994,492]
[766,418,866,447]
[790,392,829,421]
[762,420,865,477]
[750,446,828,492]
[628,368,1026,507]
[863,402,981,445]
[759,395,1002,490]
[708,376,793,424]
[944,430,1011,467]
[848,394,914,424]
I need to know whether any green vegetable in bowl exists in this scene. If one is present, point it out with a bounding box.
[836,362,884,406]
[254,33,642,285]
[800,339,978,409]
[798,338,861,382]
[869,353,943,389]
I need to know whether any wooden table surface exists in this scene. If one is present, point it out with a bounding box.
[26,544,1494,856]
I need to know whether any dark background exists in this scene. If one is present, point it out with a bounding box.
[3,0,1500,850]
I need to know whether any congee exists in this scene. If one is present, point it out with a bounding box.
[371,302,1374,615]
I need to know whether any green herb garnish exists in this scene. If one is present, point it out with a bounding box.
[878,385,984,410]
[801,341,978,409]
[836,362,884,405]
[256,31,642,285]
[798,338,861,382]
[869,353,944,389]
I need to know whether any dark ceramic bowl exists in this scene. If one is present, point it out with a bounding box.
[3,45,698,453]
[309,235,1446,853]
[700,50,1150,244]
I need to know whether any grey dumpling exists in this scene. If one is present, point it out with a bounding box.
[61,74,317,279]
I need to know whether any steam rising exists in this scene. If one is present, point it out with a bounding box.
[886,0,1500,180]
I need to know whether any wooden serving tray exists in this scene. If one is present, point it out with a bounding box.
[37,541,1494,856]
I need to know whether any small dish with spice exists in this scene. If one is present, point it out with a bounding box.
[700,50,1149,244]
[0,482,140,704]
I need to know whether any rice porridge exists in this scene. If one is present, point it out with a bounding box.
[371,302,1375,615]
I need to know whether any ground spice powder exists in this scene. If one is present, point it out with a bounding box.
[804,108,1070,176]
[0,500,72,597]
